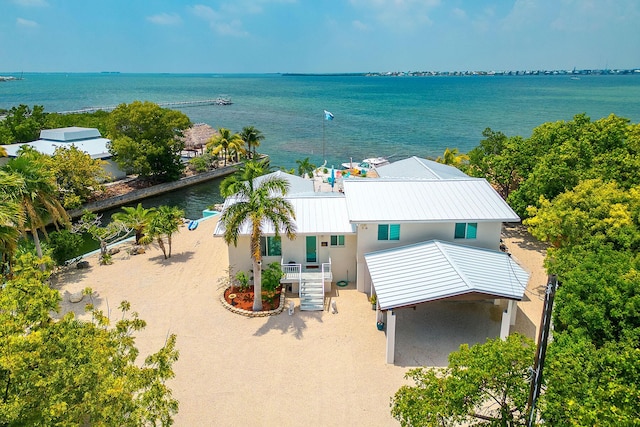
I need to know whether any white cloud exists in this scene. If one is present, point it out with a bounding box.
[451,7,467,20]
[352,20,369,31]
[12,0,48,6]
[16,17,38,27]
[189,4,248,37]
[349,0,441,30]
[147,13,182,26]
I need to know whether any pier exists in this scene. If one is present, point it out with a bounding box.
[58,97,232,114]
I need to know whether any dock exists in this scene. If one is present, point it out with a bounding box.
[58,97,232,114]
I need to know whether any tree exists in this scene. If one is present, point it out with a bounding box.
[220,158,273,197]
[48,229,84,265]
[206,128,243,167]
[44,110,110,136]
[0,253,179,425]
[107,101,191,182]
[239,126,264,159]
[0,145,7,157]
[525,180,640,252]
[73,212,133,265]
[435,148,469,167]
[542,334,640,426]
[391,334,535,427]
[47,145,109,208]
[111,203,157,245]
[219,167,296,311]
[295,157,316,178]
[1,154,69,265]
[0,104,47,144]
[0,170,25,277]
[147,205,184,259]
[466,129,526,200]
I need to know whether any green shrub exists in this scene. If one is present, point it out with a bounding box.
[49,229,84,265]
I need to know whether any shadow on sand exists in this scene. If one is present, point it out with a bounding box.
[502,222,548,254]
[148,250,195,264]
[253,309,324,340]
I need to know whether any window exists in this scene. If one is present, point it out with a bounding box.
[377,224,400,241]
[454,222,477,239]
[330,235,345,247]
[260,236,282,256]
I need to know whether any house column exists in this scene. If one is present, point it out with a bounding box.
[386,310,397,364]
[500,300,517,339]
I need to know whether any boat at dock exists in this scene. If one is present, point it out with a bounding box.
[341,157,390,172]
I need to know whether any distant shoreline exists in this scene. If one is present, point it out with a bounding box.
[2,69,639,78]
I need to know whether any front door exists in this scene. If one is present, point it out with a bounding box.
[306,236,317,263]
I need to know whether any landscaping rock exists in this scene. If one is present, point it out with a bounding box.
[129,245,146,255]
[69,291,84,303]
[77,260,90,269]
[108,247,120,255]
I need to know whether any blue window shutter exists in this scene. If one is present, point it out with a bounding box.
[378,224,389,240]
[389,224,400,240]
[467,223,477,239]
[454,223,466,239]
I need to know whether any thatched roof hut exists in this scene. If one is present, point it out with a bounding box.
[182,123,218,154]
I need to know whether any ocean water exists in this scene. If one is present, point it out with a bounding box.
[2,73,640,168]
[2,72,639,219]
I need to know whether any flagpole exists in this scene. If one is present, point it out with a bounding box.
[322,112,326,161]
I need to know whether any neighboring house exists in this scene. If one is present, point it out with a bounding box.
[0,127,125,180]
[215,157,530,363]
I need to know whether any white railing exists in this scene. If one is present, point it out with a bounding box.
[281,259,302,281]
[322,257,332,281]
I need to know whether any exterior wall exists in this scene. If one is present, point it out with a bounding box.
[102,159,127,181]
[356,221,503,293]
[226,233,357,292]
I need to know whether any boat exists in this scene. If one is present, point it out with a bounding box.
[187,220,199,230]
[341,157,390,172]
[214,96,232,105]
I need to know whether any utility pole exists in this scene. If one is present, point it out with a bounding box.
[527,274,559,427]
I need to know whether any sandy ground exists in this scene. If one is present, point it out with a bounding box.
[52,216,547,426]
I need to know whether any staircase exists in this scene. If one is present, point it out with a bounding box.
[299,280,325,311]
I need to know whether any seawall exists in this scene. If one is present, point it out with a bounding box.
[68,165,237,219]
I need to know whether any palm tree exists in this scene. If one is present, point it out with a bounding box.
[2,155,69,265]
[0,170,25,276]
[219,170,296,311]
[220,158,274,198]
[435,148,469,167]
[295,157,316,178]
[239,126,264,159]
[206,128,243,167]
[147,206,184,259]
[227,136,246,164]
[111,203,156,245]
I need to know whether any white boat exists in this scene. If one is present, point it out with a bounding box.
[341,157,390,171]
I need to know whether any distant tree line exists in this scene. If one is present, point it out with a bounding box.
[394,113,640,425]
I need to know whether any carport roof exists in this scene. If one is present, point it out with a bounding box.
[364,240,530,310]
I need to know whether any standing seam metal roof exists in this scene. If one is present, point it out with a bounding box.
[364,240,530,310]
[343,178,519,223]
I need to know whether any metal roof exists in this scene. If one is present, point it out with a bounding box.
[214,193,355,236]
[376,156,469,180]
[343,178,519,223]
[40,127,101,142]
[364,240,530,310]
[3,138,112,159]
[253,171,315,195]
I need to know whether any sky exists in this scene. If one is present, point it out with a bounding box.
[1,0,639,73]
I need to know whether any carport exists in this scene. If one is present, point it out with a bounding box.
[364,240,530,364]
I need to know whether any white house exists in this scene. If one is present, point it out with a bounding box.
[214,157,530,363]
[1,126,125,180]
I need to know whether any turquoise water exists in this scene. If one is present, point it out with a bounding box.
[2,73,639,169]
[3,72,640,219]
